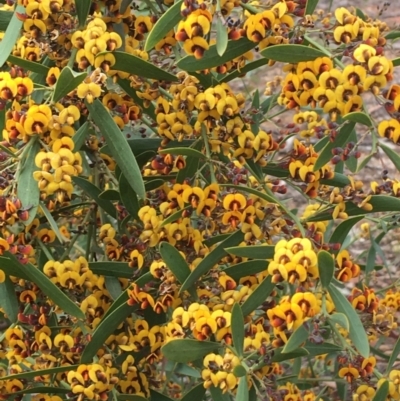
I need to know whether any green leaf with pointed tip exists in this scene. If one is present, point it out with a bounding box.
[386,334,400,374]
[73,121,92,150]
[0,254,85,320]
[159,241,191,285]
[271,347,309,362]
[158,147,205,159]
[176,139,203,184]
[318,250,334,289]
[328,283,369,357]
[0,5,24,68]
[260,44,326,63]
[241,275,274,317]
[314,122,356,171]
[342,112,373,127]
[0,10,12,31]
[87,99,146,199]
[0,365,79,381]
[99,189,120,201]
[236,376,249,401]
[380,141,400,171]
[161,339,221,363]
[209,387,231,401]
[76,0,92,28]
[0,276,19,323]
[231,303,245,357]
[385,31,400,40]
[119,173,140,219]
[39,201,69,243]
[216,17,228,56]
[225,245,274,259]
[329,216,363,250]
[223,260,268,280]
[177,37,256,71]
[81,302,134,363]
[304,341,342,356]
[149,390,175,401]
[329,313,350,331]
[89,261,132,278]
[107,51,178,81]
[179,230,244,294]
[144,0,183,51]
[160,205,191,227]
[305,0,319,15]
[283,324,309,353]
[373,381,389,401]
[52,67,87,103]
[18,138,40,226]
[73,176,117,219]
[181,383,206,401]
[219,58,269,84]
[7,55,50,75]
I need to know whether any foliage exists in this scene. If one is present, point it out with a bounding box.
[0,1,400,401]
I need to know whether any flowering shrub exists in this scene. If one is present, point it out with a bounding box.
[0,0,400,400]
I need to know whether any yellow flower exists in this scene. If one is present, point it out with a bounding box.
[76,82,102,103]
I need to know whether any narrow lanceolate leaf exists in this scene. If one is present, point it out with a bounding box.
[317,250,334,289]
[304,341,342,356]
[81,302,134,363]
[0,255,85,320]
[0,276,19,323]
[219,58,269,84]
[0,365,79,381]
[0,10,12,31]
[231,303,245,357]
[380,142,400,171]
[73,121,92,150]
[89,262,132,278]
[181,383,206,401]
[342,112,373,127]
[314,122,356,171]
[0,5,24,68]
[177,37,256,71]
[282,324,309,353]
[271,347,308,362]
[161,339,221,363]
[241,275,274,317]
[373,381,389,401]
[144,0,184,51]
[119,173,140,219]
[159,242,191,285]
[7,55,50,75]
[18,138,40,226]
[329,313,350,331]
[386,334,400,374]
[260,44,326,63]
[305,0,319,15]
[73,176,117,219]
[87,99,146,199]
[40,202,69,244]
[216,17,228,56]
[223,260,268,281]
[328,283,370,357]
[52,67,87,103]
[117,395,147,401]
[225,245,274,259]
[76,0,92,28]
[158,147,205,159]
[179,230,244,294]
[329,216,364,250]
[236,377,249,401]
[107,51,178,81]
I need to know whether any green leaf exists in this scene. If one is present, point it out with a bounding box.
[73,176,117,218]
[355,8,367,22]
[328,283,369,357]
[149,390,174,401]
[329,216,364,249]
[218,58,269,84]
[181,383,206,401]
[392,57,400,67]
[39,201,69,243]
[241,275,274,317]
[73,121,91,150]
[99,189,120,201]
[0,365,79,381]
[108,51,178,81]
[177,37,256,71]
[159,242,191,285]
[314,122,356,171]
[380,141,400,171]
[283,324,309,353]
[223,260,268,280]
[225,245,274,259]
[144,0,183,51]
[176,139,203,184]
[160,205,191,228]
[0,276,19,323]
[260,44,326,63]
[231,303,245,357]
[89,261,132,278]
[317,250,334,288]
[209,387,231,401]
[386,333,400,374]
[236,377,249,401]
[328,313,350,331]
[76,0,92,28]
[119,173,140,219]
[105,276,122,300]
[385,31,400,40]
[81,302,134,363]
[373,381,389,401]
[52,67,87,103]
[0,10,12,31]
[342,112,373,127]
[161,339,221,363]
[304,341,342,356]
[117,395,147,401]
[305,0,319,15]
[158,147,205,159]
[87,99,146,199]
[0,5,24,68]
[216,17,228,56]
[179,230,244,294]
[7,55,50,75]
[18,138,40,226]
[271,347,308,362]
[0,254,85,320]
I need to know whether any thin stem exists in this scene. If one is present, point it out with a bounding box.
[201,124,217,183]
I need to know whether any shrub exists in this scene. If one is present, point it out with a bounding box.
[0,0,399,400]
